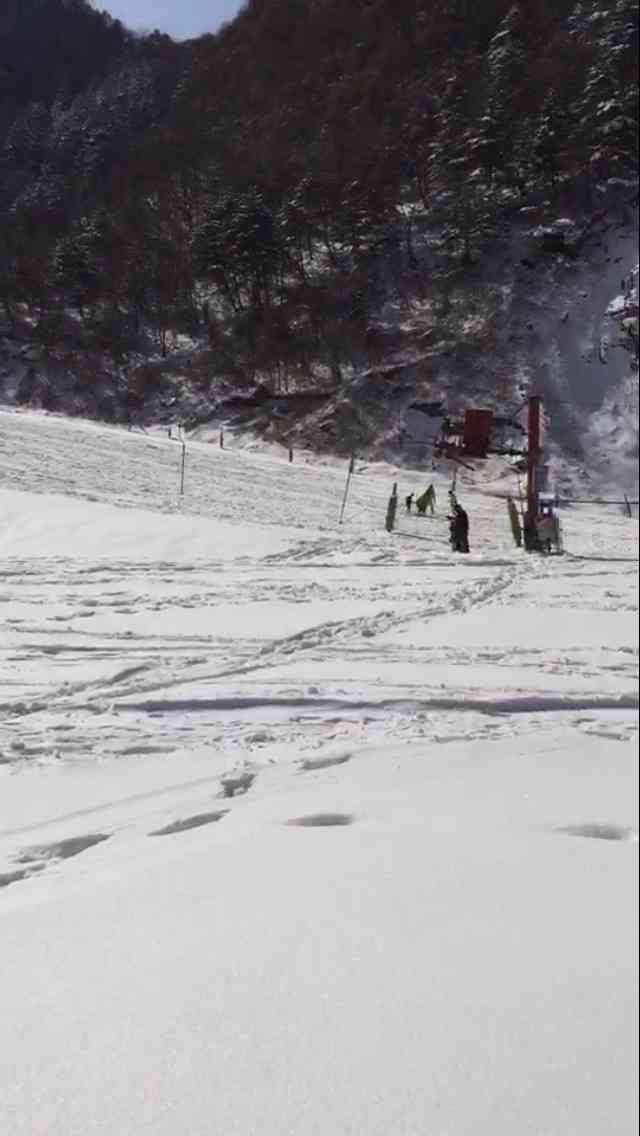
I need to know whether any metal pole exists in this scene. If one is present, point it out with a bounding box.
[179,440,186,496]
[338,453,355,524]
[516,473,526,526]
[526,395,541,519]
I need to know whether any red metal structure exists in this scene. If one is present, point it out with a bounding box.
[431,395,543,518]
[433,403,528,463]
[525,395,541,521]
[462,409,494,457]
[433,399,540,468]
[423,394,552,551]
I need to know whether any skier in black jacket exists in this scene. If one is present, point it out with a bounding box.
[449,503,469,553]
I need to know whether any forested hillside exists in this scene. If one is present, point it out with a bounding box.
[0,0,637,444]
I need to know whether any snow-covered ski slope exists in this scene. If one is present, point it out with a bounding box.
[1,407,638,1136]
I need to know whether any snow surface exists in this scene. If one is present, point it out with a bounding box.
[0,407,638,1136]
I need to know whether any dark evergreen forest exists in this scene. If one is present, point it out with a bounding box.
[0,0,637,405]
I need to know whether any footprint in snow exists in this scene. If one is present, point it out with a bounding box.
[554,823,637,843]
[299,753,351,772]
[220,769,256,798]
[16,833,111,864]
[1,834,110,889]
[0,866,44,889]
[151,810,228,836]
[287,813,354,827]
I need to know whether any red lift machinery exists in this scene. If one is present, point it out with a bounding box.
[433,395,553,551]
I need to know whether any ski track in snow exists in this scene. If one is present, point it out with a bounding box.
[0,410,638,1136]
[0,406,638,863]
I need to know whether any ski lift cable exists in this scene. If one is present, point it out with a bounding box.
[539,395,635,411]
[463,388,636,413]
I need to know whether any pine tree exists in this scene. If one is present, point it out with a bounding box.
[532,94,560,189]
[481,5,526,184]
[428,67,497,264]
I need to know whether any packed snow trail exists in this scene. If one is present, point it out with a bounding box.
[0,408,638,1136]
[1,405,637,808]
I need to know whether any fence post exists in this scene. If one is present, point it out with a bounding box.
[219,428,224,449]
[338,453,356,524]
[385,482,398,532]
[179,440,186,496]
[507,497,522,548]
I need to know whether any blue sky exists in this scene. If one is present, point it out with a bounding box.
[96,1,244,40]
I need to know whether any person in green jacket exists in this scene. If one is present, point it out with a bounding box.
[416,485,436,515]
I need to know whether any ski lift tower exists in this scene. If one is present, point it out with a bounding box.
[433,394,545,518]
[526,395,541,521]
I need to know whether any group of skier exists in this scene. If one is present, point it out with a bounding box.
[402,480,562,556]
[405,484,436,515]
[405,484,470,553]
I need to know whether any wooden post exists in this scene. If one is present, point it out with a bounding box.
[338,453,355,524]
[219,429,224,449]
[507,497,522,547]
[179,440,186,496]
[385,482,398,533]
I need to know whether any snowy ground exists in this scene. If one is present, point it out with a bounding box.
[1,407,638,1136]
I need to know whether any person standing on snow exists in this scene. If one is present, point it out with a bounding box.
[424,484,436,514]
[449,503,469,553]
[405,492,414,513]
